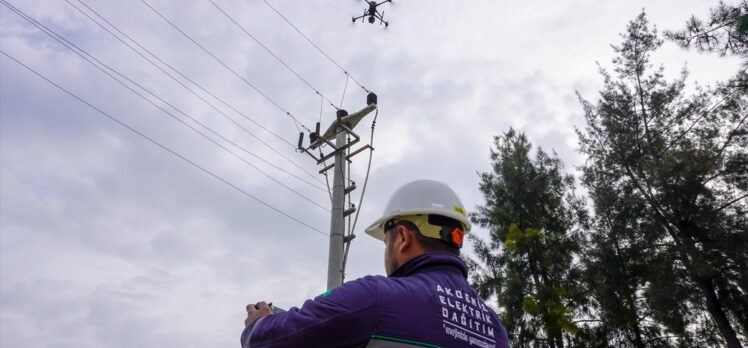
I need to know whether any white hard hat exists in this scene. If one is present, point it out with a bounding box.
[365,179,471,241]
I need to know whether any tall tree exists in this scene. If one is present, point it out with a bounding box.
[577,12,748,348]
[469,129,587,348]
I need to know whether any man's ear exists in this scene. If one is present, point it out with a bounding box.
[396,225,413,252]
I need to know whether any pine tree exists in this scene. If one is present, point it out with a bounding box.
[577,12,747,348]
[470,129,587,348]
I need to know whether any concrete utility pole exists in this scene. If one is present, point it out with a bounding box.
[297,93,377,290]
[326,110,348,289]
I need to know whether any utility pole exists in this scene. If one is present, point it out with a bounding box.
[327,110,347,289]
[298,93,377,290]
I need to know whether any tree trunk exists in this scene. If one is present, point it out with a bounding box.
[624,172,742,348]
[676,223,743,348]
[694,274,743,348]
[553,330,564,348]
[632,321,645,348]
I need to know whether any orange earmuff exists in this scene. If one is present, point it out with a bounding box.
[451,228,464,247]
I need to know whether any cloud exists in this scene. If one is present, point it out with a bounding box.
[1,0,740,347]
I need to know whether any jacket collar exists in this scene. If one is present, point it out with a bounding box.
[388,252,468,279]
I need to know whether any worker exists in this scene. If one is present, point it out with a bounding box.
[241,179,510,347]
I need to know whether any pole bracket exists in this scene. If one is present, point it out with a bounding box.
[344,181,357,194]
[343,206,357,217]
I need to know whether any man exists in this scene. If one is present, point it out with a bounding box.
[242,179,510,347]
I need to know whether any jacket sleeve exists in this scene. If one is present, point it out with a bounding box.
[241,275,380,348]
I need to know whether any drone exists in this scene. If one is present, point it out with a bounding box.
[352,0,392,27]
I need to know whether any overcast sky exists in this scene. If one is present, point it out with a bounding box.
[0,0,741,347]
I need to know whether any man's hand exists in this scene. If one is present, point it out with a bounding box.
[245,301,273,327]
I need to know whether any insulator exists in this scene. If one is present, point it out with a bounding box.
[337,109,348,121]
[367,92,377,105]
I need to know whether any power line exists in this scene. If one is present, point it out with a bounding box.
[0,49,327,236]
[68,0,324,186]
[339,74,349,109]
[0,0,329,211]
[261,0,371,93]
[70,0,289,147]
[138,0,313,132]
[208,0,341,111]
[317,95,333,202]
[66,0,324,187]
[342,108,378,280]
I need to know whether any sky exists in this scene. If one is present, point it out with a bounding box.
[0,0,742,347]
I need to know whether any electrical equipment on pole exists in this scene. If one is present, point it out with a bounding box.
[298,92,378,290]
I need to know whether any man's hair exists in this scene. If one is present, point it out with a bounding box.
[386,220,460,256]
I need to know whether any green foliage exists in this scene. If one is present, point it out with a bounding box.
[665,0,748,57]
[578,11,748,348]
[470,129,587,348]
[470,9,746,348]
[504,224,544,252]
[667,1,748,95]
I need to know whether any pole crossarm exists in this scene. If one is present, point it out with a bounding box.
[297,104,376,164]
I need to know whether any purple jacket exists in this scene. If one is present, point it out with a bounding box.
[241,252,509,348]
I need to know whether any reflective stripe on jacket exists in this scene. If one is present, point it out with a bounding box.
[241,252,509,348]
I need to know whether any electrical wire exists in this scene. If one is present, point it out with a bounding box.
[0,0,330,211]
[261,0,371,93]
[346,134,352,237]
[323,160,332,202]
[208,0,340,111]
[318,94,325,124]
[341,108,378,280]
[339,74,349,110]
[58,4,326,192]
[349,109,378,234]
[138,0,313,132]
[318,96,333,202]
[0,49,327,236]
[69,0,324,185]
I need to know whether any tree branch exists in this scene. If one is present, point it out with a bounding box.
[660,90,739,156]
[714,193,748,213]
